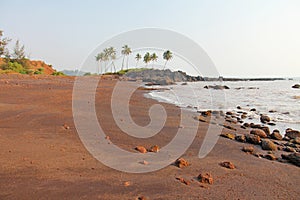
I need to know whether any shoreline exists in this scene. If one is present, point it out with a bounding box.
[0,74,299,199]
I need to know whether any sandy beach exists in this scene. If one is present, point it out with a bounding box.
[0,74,299,200]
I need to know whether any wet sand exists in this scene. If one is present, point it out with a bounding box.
[0,74,299,199]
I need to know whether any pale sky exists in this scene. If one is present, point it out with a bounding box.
[1,0,300,77]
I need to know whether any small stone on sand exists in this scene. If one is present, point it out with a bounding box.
[135,146,147,153]
[149,145,160,153]
[175,158,189,168]
[198,173,213,184]
[220,161,235,169]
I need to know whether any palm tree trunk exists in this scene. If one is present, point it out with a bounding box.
[126,56,129,70]
[121,56,125,70]
[104,62,108,73]
[163,60,168,70]
[112,62,116,73]
[99,62,102,74]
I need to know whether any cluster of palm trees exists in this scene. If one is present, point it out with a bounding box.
[95,47,116,74]
[95,45,173,74]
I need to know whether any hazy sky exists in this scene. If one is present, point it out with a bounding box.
[1,0,300,77]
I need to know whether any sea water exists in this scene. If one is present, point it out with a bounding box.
[145,80,300,134]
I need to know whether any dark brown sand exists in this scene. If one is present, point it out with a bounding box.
[0,74,299,199]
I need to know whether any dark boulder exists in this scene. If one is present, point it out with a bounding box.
[284,146,296,152]
[292,84,300,89]
[198,173,213,184]
[285,129,300,139]
[250,129,268,138]
[243,123,250,127]
[242,145,254,153]
[261,139,277,151]
[220,132,236,140]
[291,137,300,145]
[246,134,261,144]
[204,85,230,90]
[260,115,271,123]
[264,154,277,160]
[259,126,270,136]
[219,161,235,169]
[200,110,212,117]
[236,135,246,143]
[281,153,300,167]
[270,130,282,140]
[250,123,262,129]
[241,114,247,119]
[175,158,189,168]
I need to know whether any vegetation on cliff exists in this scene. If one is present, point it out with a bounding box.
[0,30,63,75]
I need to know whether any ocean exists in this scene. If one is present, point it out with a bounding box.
[145,80,300,134]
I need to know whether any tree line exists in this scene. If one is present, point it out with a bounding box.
[95,45,173,74]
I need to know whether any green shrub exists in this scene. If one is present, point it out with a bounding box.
[52,71,65,76]
[34,71,42,74]
[0,69,14,74]
[34,67,44,74]
[84,72,92,76]
[0,61,28,74]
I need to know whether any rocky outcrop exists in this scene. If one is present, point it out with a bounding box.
[123,69,202,85]
[122,68,287,85]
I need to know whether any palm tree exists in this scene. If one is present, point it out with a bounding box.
[143,52,151,67]
[163,50,173,69]
[95,54,101,74]
[103,48,110,72]
[107,46,116,73]
[150,53,158,68]
[135,53,142,67]
[121,45,132,70]
[95,52,105,74]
